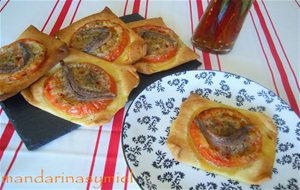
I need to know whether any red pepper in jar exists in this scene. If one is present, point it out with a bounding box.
[192,0,253,54]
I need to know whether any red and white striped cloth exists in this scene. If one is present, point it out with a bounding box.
[0,0,299,189]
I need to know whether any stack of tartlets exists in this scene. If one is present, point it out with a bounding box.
[0,7,198,126]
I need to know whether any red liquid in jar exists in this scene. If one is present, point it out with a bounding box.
[192,0,253,54]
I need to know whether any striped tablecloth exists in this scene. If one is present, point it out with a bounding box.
[0,0,299,189]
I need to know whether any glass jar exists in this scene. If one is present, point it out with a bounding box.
[192,0,254,54]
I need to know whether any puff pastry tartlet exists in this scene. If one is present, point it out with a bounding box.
[127,17,198,74]
[55,7,146,65]
[167,94,277,184]
[0,25,68,101]
[21,49,139,126]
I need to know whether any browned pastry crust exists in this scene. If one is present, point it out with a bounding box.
[55,7,146,65]
[167,93,277,184]
[127,17,199,74]
[21,49,139,127]
[0,25,68,101]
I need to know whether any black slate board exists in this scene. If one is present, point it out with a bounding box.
[0,13,202,151]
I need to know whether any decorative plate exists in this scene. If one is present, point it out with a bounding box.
[122,70,300,190]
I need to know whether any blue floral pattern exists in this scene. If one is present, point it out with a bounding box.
[195,72,216,85]
[122,122,131,139]
[152,150,179,169]
[220,180,242,190]
[236,89,255,106]
[275,98,292,112]
[248,106,266,112]
[157,171,185,190]
[138,172,157,190]
[122,70,300,190]
[132,135,156,153]
[158,126,170,146]
[257,90,276,103]
[193,88,213,99]
[224,73,241,79]
[214,80,231,98]
[206,172,216,178]
[277,142,294,153]
[295,122,300,141]
[133,95,152,113]
[146,79,165,92]
[189,182,218,190]
[155,98,175,115]
[273,178,298,190]
[273,114,289,133]
[137,116,160,132]
[250,185,262,190]
[168,78,189,93]
[277,153,300,170]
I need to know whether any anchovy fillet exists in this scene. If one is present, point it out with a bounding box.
[139,30,177,47]
[62,63,115,101]
[194,117,254,155]
[81,28,112,54]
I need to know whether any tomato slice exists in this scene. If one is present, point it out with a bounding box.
[189,108,262,167]
[44,62,117,117]
[70,20,129,62]
[103,28,129,62]
[132,25,178,63]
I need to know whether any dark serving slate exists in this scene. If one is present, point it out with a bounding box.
[0,13,202,150]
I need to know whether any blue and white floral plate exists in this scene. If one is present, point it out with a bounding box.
[122,70,300,190]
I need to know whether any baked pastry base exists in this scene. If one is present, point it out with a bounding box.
[0,25,68,101]
[127,17,199,74]
[167,93,277,184]
[56,7,146,65]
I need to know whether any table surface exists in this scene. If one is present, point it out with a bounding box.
[0,0,299,189]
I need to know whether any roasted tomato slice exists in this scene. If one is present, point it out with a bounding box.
[133,25,178,63]
[44,62,117,117]
[189,108,262,167]
[0,39,46,82]
[70,20,129,62]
